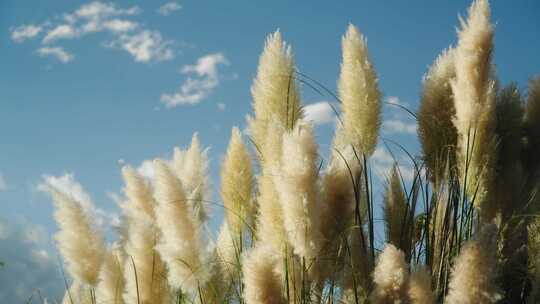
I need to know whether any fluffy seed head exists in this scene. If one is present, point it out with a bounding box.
[173,133,210,223]
[96,245,125,304]
[121,166,156,220]
[408,267,435,304]
[49,188,105,286]
[445,224,501,304]
[242,245,285,304]
[418,48,458,183]
[384,165,409,252]
[153,159,205,292]
[221,127,254,234]
[370,244,409,303]
[274,122,322,261]
[451,0,497,219]
[338,24,382,156]
[248,30,302,156]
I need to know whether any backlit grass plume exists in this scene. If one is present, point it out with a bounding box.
[274,121,321,261]
[153,159,205,292]
[242,245,285,304]
[96,245,125,304]
[369,244,409,303]
[248,30,302,155]
[121,168,169,304]
[221,127,254,236]
[48,188,105,287]
[173,133,210,223]
[445,224,501,304]
[255,118,288,253]
[338,24,382,156]
[451,0,497,220]
[409,267,435,304]
[418,47,457,184]
[384,164,410,254]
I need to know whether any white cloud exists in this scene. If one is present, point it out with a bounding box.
[103,19,138,33]
[161,53,229,107]
[217,103,226,111]
[371,146,416,182]
[36,47,74,63]
[42,24,77,44]
[303,101,335,125]
[0,217,63,302]
[157,2,182,16]
[0,173,7,191]
[11,24,42,42]
[13,2,174,64]
[73,1,140,19]
[383,118,417,134]
[116,30,174,63]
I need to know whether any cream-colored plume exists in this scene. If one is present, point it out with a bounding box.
[319,142,359,274]
[370,244,409,303]
[451,0,497,220]
[96,245,125,304]
[338,24,382,156]
[153,159,205,292]
[445,224,501,304]
[409,267,435,304]
[418,47,457,183]
[255,118,288,253]
[221,127,254,235]
[384,165,409,251]
[524,77,540,170]
[121,165,155,220]
[49,188,105,287]
[274,122,322,261]
[216,221,239,277]
[248,30,302,157]
[242,245,285,304]
[62,281,91,304]
[121,167,169,304]
[173,133,210,223]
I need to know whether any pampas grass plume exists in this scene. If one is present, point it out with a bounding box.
[370,244,409,303]
[338,24,382,156]
[451,0,497,219]
[242,245,285,304]
[274,121,321,261]
[409,267,435,304]
[418,47,457,183]
[96,245,125,304]
[153,159,205,292]
[49,188,105,287]
[248,30,302,151]
[445,224,501,304]
[221,127,254,234]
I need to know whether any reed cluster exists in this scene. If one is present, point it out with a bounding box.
[45,1,540,303]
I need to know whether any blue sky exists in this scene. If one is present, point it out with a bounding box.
[0,0,539,302]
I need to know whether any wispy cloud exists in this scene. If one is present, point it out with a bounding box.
[0,217,62,303]
[383,118,417,134]
[157,2,182,16]
[371,146,416,182]
[12,1,174,63]
[42,24,77,44]
[114,30,174,63]
[382,96,417,135]
[36,47,74,63]
[11,24,42,43]
[161,53,229,107]
[303,101,336,125]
